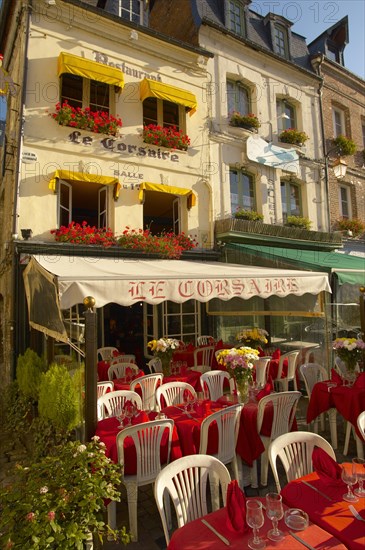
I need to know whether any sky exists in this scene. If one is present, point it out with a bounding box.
[253,0,365,78]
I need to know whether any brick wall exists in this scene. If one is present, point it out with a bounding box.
[321,61,365,230]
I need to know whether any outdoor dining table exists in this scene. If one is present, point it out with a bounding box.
[306,372,365,441]
[161,390,289,466]
[281,468,365,550]
[167,498,347,549]
[163,368,202,391]
[95,414,182,474]
[111,370,145,391]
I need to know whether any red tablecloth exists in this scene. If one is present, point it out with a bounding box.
[281,469,365,550]
[168,500,346,550]
[112,370,145,391]
[95,415,182,474]
[162,395,291,467]
[307,376,365,439]
[163,369,202,391]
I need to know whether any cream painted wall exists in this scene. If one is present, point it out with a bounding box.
[200,27,327,230]
[18,6,211,243]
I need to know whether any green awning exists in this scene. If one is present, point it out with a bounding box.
[228,244,365,286]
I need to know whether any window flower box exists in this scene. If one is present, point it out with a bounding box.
[332,135,357,156]
[229,111,261,130]
[50,223,197,258]
[278,128,309,146]
[142,124,190,151]
[50,101,123,136]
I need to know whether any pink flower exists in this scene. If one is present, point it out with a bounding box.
[47,511,56,521]
[26,512,35,522]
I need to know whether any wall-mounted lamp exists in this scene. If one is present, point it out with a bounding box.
[21,229,33,240]
[332,156,348,179]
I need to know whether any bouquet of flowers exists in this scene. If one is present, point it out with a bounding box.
[216,347,259,402]
[147,337,181,376]
[236,328,269,349]
[333,337,365,373]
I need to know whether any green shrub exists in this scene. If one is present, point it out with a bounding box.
[337,217,365,236]
[0,438,130,549]
[17,348,48,402]
[235,209,264,221]
[38,364,81,435]
[332,135,357,156]
[285,216,312,230]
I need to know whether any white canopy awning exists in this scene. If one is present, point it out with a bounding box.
[31,255,331,309]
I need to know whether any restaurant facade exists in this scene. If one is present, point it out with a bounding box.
[0,0,362,385]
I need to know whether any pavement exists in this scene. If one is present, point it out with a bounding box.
[104,394,361,550]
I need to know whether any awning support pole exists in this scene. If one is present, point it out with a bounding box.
[84,297,97,442]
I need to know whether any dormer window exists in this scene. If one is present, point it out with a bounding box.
[120,0,144,24]
[227,0,246,37]
[274,24,289,58]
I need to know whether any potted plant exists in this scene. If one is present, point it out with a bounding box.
[50,101,123,136]
[234,209,264,221]
[147,337,181,376]
[51,222,117,247]
[278,128,309,146]
[284,216,312,230]
[216,347,259,403]
[142,124,190,150]
[337,217,365,237]
[229,111,261,130]
[332,135,357,156]
[0,437,131,549]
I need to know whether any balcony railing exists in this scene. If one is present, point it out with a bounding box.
[215,218,343,250]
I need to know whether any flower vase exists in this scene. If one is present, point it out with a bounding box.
[161,355,172,377]
[236,379,249,404]
[343,357,358,386]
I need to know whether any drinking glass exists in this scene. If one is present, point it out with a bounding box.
[187,392,196,412]
[265,492,284,541]
[116,406,126,429]
[353,457,365,497]
[125,405,134,426]
[246,500,266,550]
[341,465,358,502]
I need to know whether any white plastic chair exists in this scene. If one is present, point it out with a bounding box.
[111,419,174,541]
[110,354,136,365]
[97,381,114,400]
[97,390,142,420]
[130,373,163,411]
[155,381,196,411]
[252,391,301,487]
[154,454,231,546]
[199,404,242,482]
[146,357,163,373]
[273,350,300,392]
[299,363,329,433]
[108,362,139,381]
[269,431,336,492]
[97,347,119,361]
[357,411,365,440]
[254,357,271,387]
[193,345,215,374]
[197,335,214,346]
[200,370,231,401]
[304,345,322,364]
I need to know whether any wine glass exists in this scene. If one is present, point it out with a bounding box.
[341,465,358,502]
[116,406,126,429]
[265,492,284,541]
[187,392,196,412]
[353,457,365,497]
[125,404,134,426]
[246,500,266,550]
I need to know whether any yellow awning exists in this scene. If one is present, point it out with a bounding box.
[140,79,197,115]
[138,182,196,208]
[49,170,121,199]
[58,52,124,90]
